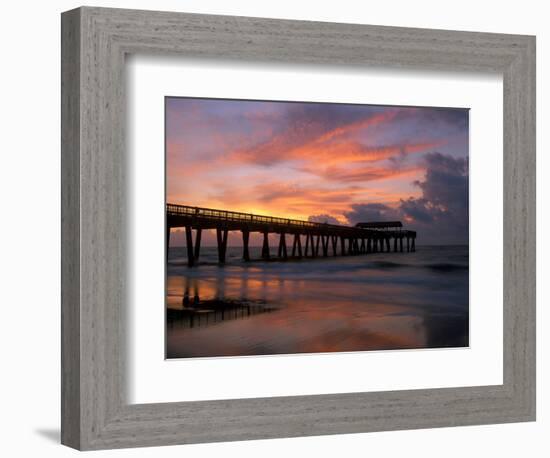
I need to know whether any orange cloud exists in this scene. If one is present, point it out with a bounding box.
[300,163,423,183]
[290,140,444,167]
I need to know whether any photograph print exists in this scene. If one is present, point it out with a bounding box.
[165,97,469,359]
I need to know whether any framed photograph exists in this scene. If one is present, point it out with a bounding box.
[61,6,535,450]
[164,97,468,359]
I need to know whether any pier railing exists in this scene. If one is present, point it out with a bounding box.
[167,203,342,232]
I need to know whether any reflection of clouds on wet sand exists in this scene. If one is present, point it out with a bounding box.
[166,245,468,358]
[168,296,427,358]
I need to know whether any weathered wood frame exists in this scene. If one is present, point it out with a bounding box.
[61,6,536,450]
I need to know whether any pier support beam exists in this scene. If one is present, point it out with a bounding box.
[314,235,321,257]
[166,224,171,259]
[385,237,390,252]
[322,235,329,257]
[331,235,338,256]
[411,237,416,252]
[304,234,311,256]
[262,232,270,260]
[341,236,346,255]
[278,233,288,259]
[367,238,372,253]
[185,225,194,267]
[216,228,228,263]
[393,236,398,252]
[406,236,410,252]
[292,233,302,258]
[194,228,202,262]
[242,230,250,261]
[400,237,404,252]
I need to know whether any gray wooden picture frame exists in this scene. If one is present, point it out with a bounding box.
[61,6,536,451]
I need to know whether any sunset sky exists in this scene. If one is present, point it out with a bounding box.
[166,97,469,245]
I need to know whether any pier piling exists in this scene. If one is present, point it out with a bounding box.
[194,228,202,261]
[185,225,194,267]
[261,232,270,260]
[242,230,250,261]
[278,233,288,259]
[216,228,228,263]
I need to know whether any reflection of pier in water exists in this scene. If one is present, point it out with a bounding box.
[167,300,277,329]
[167,278,278,329]
[166,204,417,267]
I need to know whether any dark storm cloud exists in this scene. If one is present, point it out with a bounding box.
[344,203,401,224]
[399,198,435,223]
[413,153,468,215]
[344,152,469,245]
[401,152,469,244]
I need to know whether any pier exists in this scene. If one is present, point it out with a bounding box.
[166,203,416,267]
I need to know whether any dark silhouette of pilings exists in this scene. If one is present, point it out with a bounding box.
[292,233,302,257]
[216,228,228,263]
[166,204,416,266]
[315,235,321,257]
[194,228,202,261]
[242,230,250,261]
[278,233,287,259]
[261,232,270,260]
[185,226,194,267]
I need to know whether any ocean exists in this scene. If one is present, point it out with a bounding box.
[166,245,469,358]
